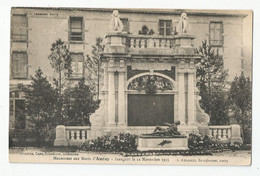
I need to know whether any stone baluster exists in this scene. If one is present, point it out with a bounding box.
[160,39,163,48]
[133,38,137,48]
[161,39,165,48]
[154,39,158,48]
[227,128,231,138]
[218,129,222,139]
[213,129,217,138]
[222,129,227,139]
[163,39,167,48]
[160,39,164,48]
[163,39,166,47]
[130,38,134,48]
[147,38,154,48]
[71,130,75,140]
[76,130,80,140]
[145,38,148,48]
[66,130,70,140]
[158,39,162,48]
[82,131,86,140]
[166,39,170,48]
[136,38,140,48]
[210,129,213,137]
[140,39,145,48]
[169,39,173,48]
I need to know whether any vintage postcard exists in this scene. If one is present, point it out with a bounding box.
[9,7,252,166]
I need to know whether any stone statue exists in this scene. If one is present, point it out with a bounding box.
[147,121,181,136]
[110,10,123,32]
[176,13,189,34]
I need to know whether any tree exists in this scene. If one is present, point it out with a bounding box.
[20,68,59,146]
[85,37,105,98]
[138,25,154,35]
[196,40,229,125]
[48,39,72,97]
[48,39,72,124]
[63,79,100,125]
[229,73,252,144]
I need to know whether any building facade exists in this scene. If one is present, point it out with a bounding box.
[10,7,251,133]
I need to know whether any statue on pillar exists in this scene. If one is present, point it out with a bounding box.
[176,13,190,34]
[110,10,124,32]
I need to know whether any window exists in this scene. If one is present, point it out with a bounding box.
[71,53,84,78]
[159,20,172,36]
[209,22,223,46]
[12,52,28,79]
[11,14,28,41]
[10,100,14,117]
[69,17,83,42]
[121,18,129,33]
[10,91,26,130]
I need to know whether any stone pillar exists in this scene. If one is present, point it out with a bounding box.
[118,71,126,126]
[178,72,186,126]
[230,124,243,144]
[54,125,68,146]
[107,71,116,126]
[187,72,195,126]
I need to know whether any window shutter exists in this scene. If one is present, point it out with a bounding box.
[11,15,28,41]
[71,19,82,33]
[121,18,129,32]
[12,15,27,28]
[209,22,223,46]
[12,52,27,78]
[69,17,83,41]
[71,53,84,78]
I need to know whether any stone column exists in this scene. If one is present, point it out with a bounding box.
[118,71,126,126]
[107,71,115,126]
[188,72,195,126]
[178,72,186,126]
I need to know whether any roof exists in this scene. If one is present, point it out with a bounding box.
[12,7,249,18]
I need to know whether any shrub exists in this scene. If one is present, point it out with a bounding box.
[79,133,138,153]
[188,133,229,151]
[9,129,35,147]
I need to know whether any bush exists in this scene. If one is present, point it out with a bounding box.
[188,133,229,151]
[30,126,56,147]
[79,133,138,153]
[9,127,55,148]
[9,129,34,147]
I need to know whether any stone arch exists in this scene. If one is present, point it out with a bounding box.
[127,72,175,90]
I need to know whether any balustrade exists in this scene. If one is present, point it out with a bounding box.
[209,126,232,141]
[126,35,175,49]
[65,126,91,143]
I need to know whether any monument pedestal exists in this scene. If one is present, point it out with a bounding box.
[137,135,188,151]
[178,125,199,135]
